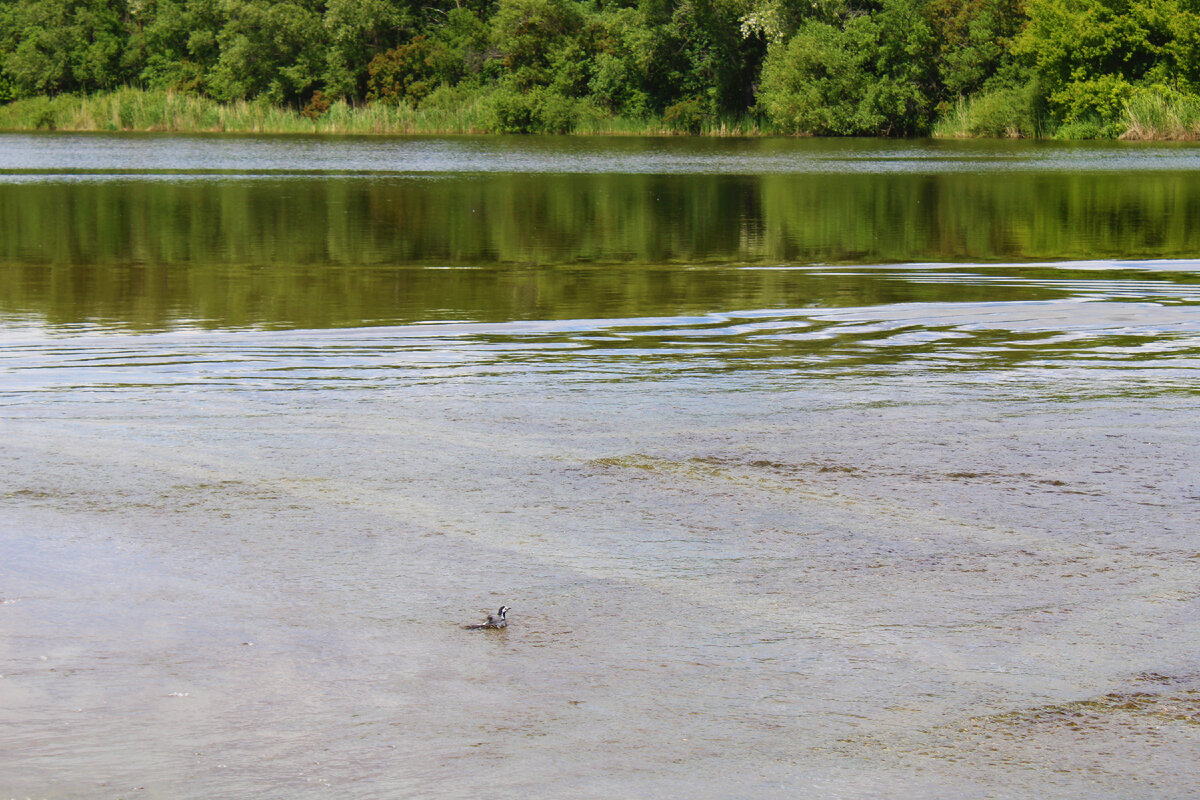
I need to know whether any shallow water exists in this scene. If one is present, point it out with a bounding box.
[2,134,1200,799]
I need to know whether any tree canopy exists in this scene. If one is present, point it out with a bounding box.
[2,0,1199,134]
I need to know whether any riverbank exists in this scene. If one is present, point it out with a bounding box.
[3,87,1199,140]
[931,90,1200,141]
[0,88,762,137]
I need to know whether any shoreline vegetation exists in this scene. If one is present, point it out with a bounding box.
[3,86,1199,139]
[3,1,1200,141]
[0,87,766,136]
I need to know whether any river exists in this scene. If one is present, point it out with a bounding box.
[2,133,1199,799]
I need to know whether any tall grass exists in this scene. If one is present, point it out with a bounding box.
[0,87,767,136]
[10,85,1200,140]
[1121,91,1200,141]
[935,85,1200,141]
[932,87,1041,139]
[930,98,974,139]
[571,113,765,136]
[0,87,496,134]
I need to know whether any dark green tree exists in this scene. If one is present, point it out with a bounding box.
[135,0,223,92]
[1014,0,1200,122]
[757,0,936,134]
[925,0,1025,99]
[323,0,414,99]
[206,0,327,103]
[1,0,133,96]
[490,0,581,89]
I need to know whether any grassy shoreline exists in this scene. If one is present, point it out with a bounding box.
[2,87,1198,140]
[930,90,1200,141]
[0,88,763,136]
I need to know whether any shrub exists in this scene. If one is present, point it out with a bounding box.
[26,95,60,130]
[483,85,593,133]
[301,90,332,119]
[1121,88,1200,140]
[663,98,705,133]
[534,90,579,133]
[487,85,537,132]
[367,37,437,106]
[1052,116,1125,139]
[491,0,580,88]
[755,20,865,135]
[949,85,1040,137]
[1050,74,1135,124]
[756,1,936,136]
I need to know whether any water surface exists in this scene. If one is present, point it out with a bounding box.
[2,135,1200,799]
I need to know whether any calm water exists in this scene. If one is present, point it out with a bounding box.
[3,134,1200,799]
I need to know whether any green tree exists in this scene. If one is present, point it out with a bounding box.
[671,0,744,112]
[925,0,1025,98]
[757,19,865,133]
[490,0,581,89]
[425,6,493,86]
[757,0,936,134]
[603,2,692,113]
[1,0,133,97]
[323,0,413,99]
[366,34,434,104]
[207,0,327,103]
[135,0,223,91]
[588,7,657,114]
[1014,0,1200,122]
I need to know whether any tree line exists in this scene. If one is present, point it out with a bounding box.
[2,0,1199,135]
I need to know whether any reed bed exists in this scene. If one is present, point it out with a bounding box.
[7,86,1196,139]
[0,88,491,134]
[1120,91,1200,141]
[930,88,1040,139]
[933,87,1200,141]
[0,87,767,136]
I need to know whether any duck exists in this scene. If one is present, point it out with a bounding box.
[463,605,509,630]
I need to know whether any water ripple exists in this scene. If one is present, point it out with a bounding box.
[2,299,1197,402]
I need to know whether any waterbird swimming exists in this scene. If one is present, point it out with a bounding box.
[463,605,509,629]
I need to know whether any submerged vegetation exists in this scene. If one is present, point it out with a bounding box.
[2,0,1200,138]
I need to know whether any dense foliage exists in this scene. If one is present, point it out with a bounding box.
[2,0,1200,135]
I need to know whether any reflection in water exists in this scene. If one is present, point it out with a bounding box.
[4,173,1200,268]
[4,136,1200,799]
[2,172,1200,329]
